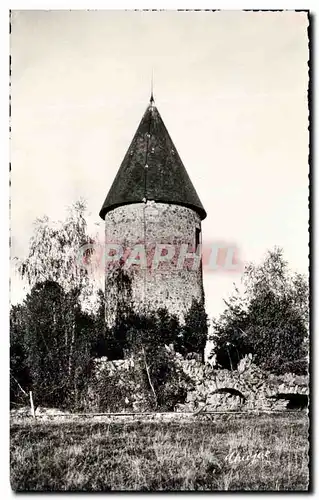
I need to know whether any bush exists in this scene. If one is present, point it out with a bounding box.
[212,249,309,375]
[180,299,208,362]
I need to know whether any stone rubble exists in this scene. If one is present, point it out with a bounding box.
[92,348,308,412]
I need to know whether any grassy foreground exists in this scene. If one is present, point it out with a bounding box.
[10,413,309,491]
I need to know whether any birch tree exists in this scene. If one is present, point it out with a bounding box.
[14,200,99,407]
[17,199,94,295]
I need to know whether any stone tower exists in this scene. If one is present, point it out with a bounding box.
[99,97,207,323]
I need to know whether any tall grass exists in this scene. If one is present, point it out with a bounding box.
[10,413,309,491]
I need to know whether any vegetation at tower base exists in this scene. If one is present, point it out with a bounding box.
[182,299,208,363]
[11,201,308,414]
[92,267,206,411]
[103,265,208,361]
[211,248,309,376]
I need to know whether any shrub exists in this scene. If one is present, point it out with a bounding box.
[212,249,309,375]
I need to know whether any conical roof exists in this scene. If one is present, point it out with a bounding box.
[99,100,206,220]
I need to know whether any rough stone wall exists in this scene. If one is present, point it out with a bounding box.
[105,201,204,322]
[174,353,309,412]
[88,354,309,413]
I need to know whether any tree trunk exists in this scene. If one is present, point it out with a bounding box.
[68,322,75,376]
[142,347,157,408]
[29,391,35,418]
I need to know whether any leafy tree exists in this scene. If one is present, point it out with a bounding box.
[156,308,182,348]
[10,280,96,409]
[16,199,96,305]
[120,304,193,410]
[91,289,124,360]
[145,346,191,410]
[10,304,31,403]
[12,200,102,406]
[22,281,69,407]
[181,299,208,362]
[212,248,309,374]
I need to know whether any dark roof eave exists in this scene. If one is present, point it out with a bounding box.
[99,199,207,221]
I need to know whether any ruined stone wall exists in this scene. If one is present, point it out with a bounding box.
[174,354,309,412]
[104,201,204,322]
[88,354,309,413]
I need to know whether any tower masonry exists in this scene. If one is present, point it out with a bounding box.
[99,97,207,322]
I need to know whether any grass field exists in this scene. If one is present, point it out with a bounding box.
[10,413,309,491]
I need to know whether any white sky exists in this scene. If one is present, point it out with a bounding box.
[10,10,309,320]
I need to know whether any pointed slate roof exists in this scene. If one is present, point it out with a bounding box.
[99,99,207,220]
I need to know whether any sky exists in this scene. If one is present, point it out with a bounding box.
[10,10,309,321]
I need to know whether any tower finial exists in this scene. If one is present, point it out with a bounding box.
[150,69,154,104]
